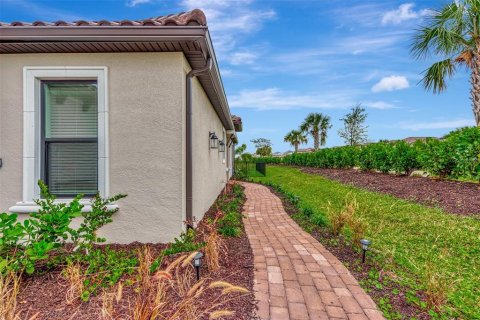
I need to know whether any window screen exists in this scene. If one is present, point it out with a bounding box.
[42,81,98,196]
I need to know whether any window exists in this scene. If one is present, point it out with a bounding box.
[41,81,98,196]
[9,67,109,212]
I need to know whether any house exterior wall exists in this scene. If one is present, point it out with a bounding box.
[184,58,230,222]
[0,52,187,243]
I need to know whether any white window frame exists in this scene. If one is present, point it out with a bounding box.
[9,66,110,213]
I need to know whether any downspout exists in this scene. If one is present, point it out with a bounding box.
[186,58,213,229]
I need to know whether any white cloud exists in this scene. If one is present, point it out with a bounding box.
[126,0,151,7]
[398,119,475,131]
[229,51,258,65]
[381,3,430,25]
[180,0,275,64]
[367,101,397,109]
[229,88,361,111]
[372,75,409,92]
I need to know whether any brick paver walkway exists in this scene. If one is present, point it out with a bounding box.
[241,182,384,320]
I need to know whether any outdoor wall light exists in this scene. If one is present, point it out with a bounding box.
[193,252,204,280]
[218,140,226,152]
[209,132,219,149]
[360,239,371,263]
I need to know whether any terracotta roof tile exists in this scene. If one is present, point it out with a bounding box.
[0,9,206,27]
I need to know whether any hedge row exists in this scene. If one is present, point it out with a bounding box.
[257,127,480,181]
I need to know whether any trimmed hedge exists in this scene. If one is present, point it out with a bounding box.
[257,127,480,181]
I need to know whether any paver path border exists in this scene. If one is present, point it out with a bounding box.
[241,182,384,320]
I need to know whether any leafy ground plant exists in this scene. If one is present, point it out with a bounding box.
[163,229,204,256]
[252,166,480,319]
[0,181,126,275]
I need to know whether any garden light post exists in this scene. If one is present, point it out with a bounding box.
[360,239,371,263]
[193,252,203,280]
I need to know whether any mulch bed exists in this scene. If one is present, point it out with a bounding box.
[267,185,431,320]
[301,167,480,216]
[16,183,255,320]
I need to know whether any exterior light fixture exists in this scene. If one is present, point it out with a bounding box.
[193,252,203,280]
[218,140,225,152]
[360,239,371,263]
[209,132,218,149]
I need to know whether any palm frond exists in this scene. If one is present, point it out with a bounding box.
[411,1,470,59]
[421,58,456,93]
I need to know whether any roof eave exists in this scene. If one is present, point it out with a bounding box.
[0,25,235,131]
[0,25,208,41]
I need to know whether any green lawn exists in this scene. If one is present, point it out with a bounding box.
[251,166,480,319]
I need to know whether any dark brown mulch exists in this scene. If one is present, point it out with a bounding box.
[268,185,431,320]
[301,167,480,216]
[16,183,255,320]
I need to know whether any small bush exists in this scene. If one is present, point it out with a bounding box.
[163,229,204,256]
[69,246,138,301]
[217,212,242,237]
[0,181,126,275]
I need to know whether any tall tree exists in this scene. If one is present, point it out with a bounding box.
[301,113,330,150]
[251,138,272,157]
[338,105,368,146]
[411,0,480,126]
[284,130,308,152]
[320,116,332,147]
[235,144,247,157]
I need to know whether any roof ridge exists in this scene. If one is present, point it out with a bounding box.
[0,8,206,27]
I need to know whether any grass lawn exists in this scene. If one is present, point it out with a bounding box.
[251,166,480,319]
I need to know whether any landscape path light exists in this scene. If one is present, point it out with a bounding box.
[360,239,371,264]
[193,252,203,280]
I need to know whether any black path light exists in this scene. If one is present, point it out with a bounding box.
[209,132,218,149]
[193,252,203,280]
[218,140,226,152]
[360,239,371,263]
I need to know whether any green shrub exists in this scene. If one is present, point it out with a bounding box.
[70,246,138,301]
[0,180,126,274]
[389,141,419,175]
[443,127,480,181]
[163,228,204,256]
[418,138,456,178]
[258,127,480,181]
[218,211,242,237]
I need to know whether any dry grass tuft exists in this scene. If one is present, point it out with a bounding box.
[130,249,250,320]
[209,310,234,319]
[425,266,448,311]
[63,262,85,305]
[101,290,115,320]
[0,271,21,320]
[204,220,225,272]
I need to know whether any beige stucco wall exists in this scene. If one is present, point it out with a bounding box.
[183,58,230,222]
[0,52,187,243]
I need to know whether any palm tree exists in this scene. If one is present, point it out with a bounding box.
[411,0,480,126]
[284,130,307,152]
[320,116,332,147]
[301,113,331,150]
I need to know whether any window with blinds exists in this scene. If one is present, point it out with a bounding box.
[41,81,98,196]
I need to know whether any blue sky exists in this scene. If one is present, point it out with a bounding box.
[1,0,475,152]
